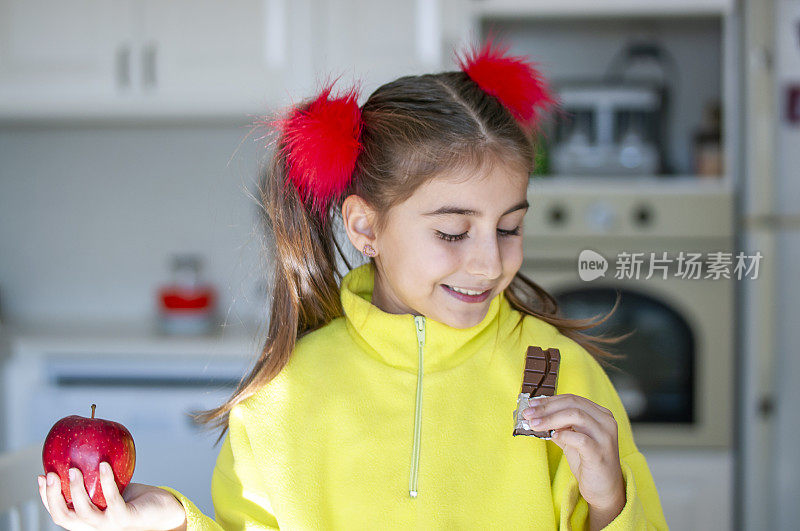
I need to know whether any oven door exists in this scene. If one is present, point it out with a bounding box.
[552,285,695,425]
[520,254,734,449]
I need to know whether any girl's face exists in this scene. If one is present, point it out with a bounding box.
[370,163,529,329]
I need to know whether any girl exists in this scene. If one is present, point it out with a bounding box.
[38,38,668,530]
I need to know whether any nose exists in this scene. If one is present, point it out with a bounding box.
[466,230,503,280]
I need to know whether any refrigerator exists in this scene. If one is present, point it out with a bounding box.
[740,0,800,529]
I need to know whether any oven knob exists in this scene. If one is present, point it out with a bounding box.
[632,203,654,227]
[547,203,568,226]
[585,202,616,232]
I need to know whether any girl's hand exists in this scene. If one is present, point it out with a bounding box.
[523,393,626,511]
[37,461,187,531]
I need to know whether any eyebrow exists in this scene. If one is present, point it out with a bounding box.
[423,199,530,217]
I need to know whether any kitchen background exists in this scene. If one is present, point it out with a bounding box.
[0,0,797,530]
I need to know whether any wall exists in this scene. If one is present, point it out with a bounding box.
[0,122,273,328]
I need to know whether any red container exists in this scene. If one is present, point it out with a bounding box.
[156,255,217,335]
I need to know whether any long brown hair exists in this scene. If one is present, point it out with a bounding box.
[191,71,629,445]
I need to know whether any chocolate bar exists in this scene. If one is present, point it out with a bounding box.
[512,346,561,439]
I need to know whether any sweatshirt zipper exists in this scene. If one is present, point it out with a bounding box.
[409,315,425,498]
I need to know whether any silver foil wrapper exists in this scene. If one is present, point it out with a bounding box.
[512,392,555,439]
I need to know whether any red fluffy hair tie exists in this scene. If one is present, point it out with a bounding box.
[456,36,558,133]
[271,80,363,222]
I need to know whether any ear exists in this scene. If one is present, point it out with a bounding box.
[341,194,378,252]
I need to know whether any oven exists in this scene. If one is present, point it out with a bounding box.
[521,178,735,449]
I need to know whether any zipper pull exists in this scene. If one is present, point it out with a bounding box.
[414,315,425,346]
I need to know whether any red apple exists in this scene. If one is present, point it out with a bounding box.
[42,404,136,510]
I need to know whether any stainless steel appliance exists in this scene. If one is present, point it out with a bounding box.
[549,39,678,176]
[740,1,800,529]
[550,82,662,176]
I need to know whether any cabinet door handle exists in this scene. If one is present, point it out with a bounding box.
[143,42,157,89]
[116,43,131,90]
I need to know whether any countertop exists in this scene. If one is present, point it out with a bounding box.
[0,319,263,360]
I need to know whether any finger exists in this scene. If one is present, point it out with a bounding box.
[527,394,617,434]
[525,394,592,422]
[45,472,73,526]
[37,475,50,514]
[68,468,103,522]
[529,406,609,443]
[98,461,128,520]
[550,427,604,462]
[532,393,614,422]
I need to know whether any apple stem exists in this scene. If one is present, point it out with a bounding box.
[91,404,96,419]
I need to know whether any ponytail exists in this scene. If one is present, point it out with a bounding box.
[190,92,357,445]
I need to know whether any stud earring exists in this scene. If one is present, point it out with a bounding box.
[362,244,377,257]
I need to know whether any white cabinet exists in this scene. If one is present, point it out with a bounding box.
[0,0,314,121]
[0,0,131,98]
[138,0,304,107]
[312,0,445,94]
[0,0,451,121]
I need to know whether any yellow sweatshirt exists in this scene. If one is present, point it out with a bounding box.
[160,262,668,529]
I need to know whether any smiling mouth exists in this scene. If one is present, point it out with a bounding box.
[441,284,492,302]
[443,284,491,295]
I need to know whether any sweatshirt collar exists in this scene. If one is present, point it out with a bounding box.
[340,262,507,373]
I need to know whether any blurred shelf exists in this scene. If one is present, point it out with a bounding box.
[471,0,733,18]
[529,174,733,195]
[0,319,262,359]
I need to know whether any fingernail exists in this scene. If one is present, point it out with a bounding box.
[37,476,43,487]
[101,462,110,475]
[47,473,54,486]
[531,418,543,427]
[69,468,76,481]
[522,407,537,417]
